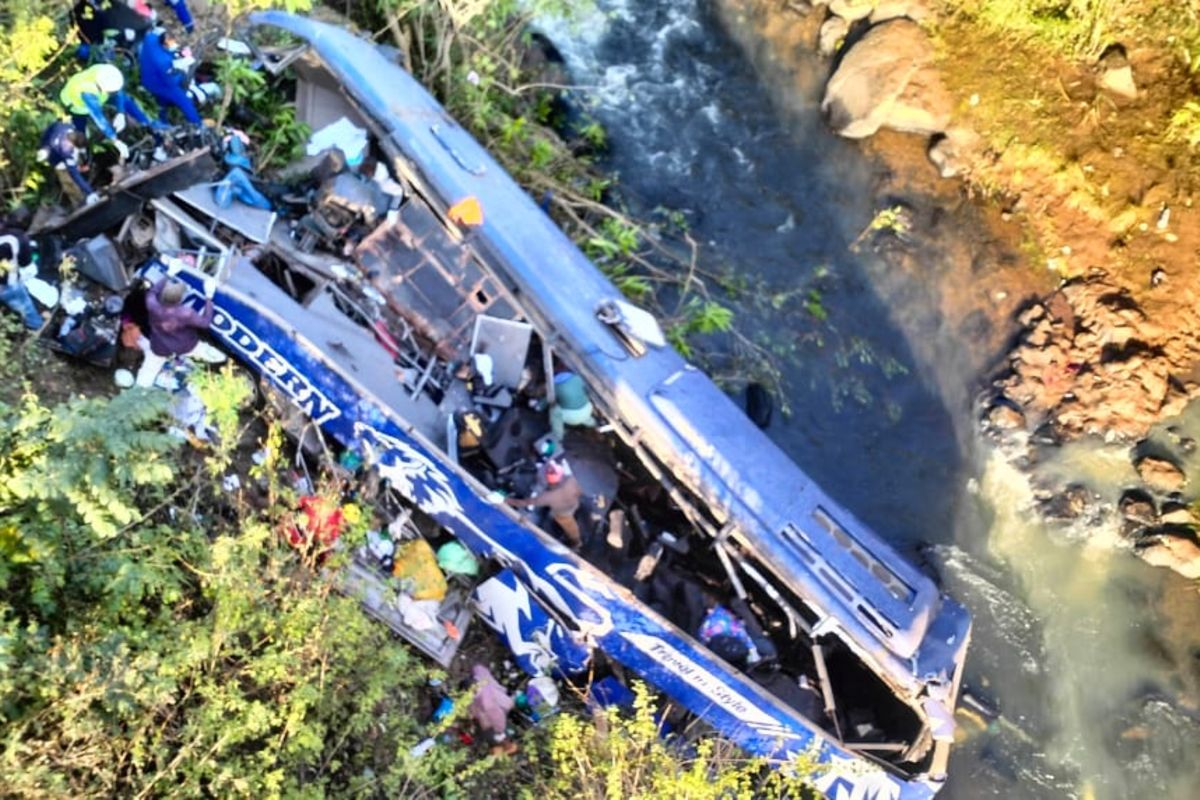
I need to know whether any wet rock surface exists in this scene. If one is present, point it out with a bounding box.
[1136,532,1200,580]
[1119,489,1159,531]
[1135,455,1188,493]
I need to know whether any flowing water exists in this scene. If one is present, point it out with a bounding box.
[535,1,1200,797]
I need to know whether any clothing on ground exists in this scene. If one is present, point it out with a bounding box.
[468,664,514,739]
[698,604,777,664]
[134,338,224,387]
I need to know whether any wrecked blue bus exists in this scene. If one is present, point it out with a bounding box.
[147,12,970,798]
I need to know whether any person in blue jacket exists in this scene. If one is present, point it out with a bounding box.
[139,29,201,125]
[37,121,98,205]
[159,0,195,34]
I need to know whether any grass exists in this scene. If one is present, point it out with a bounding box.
[930,1,1200,283]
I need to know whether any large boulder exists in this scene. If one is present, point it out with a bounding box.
[1135,455,1187,493]
[822,19,952,138]
[1135,533,1200,580]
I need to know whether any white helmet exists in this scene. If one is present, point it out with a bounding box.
[94,64,124,94]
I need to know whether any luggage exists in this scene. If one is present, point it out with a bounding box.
[392,538,447,601]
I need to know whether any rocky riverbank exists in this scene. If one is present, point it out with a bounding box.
[714,0,1200,582]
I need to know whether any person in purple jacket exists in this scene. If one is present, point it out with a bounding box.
[135,270,224,387]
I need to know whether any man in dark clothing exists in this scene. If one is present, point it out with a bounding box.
[505,459,584,547]
[38,120,97,205]
[0,227,43,330]
[135,272,223,387]
[73,0,153,50]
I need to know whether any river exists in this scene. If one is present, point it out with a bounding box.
[535,1,1200,797]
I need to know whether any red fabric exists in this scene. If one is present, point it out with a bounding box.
[289,495,345,549]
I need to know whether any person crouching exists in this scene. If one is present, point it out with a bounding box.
[505,459,584,548]
[136,273,224,387]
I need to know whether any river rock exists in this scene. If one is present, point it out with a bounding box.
[822,19,952,139]
[1097,44,1138,100]
[829,0,873,22]
[1159,503,1196,526]
[1135,533,1200,580]
[870,0,932,23]
[986,402,1025,431]
[928,127,982,178]
[1135,455,1187,493]
[1041,484,1093,520]
[1119,489,1158,528]
[818,16,850,57]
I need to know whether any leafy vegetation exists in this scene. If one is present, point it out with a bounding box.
[0,6,824,795]
[0,367,474,798]
[528,682,821,800]
[945,0,1123,57]
[0,1,70,205]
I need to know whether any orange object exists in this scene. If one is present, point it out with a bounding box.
[120,320,142,349]
[448,196,483,227]
[443,619,461,640]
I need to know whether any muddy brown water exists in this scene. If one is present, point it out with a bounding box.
[535,1,1200,797]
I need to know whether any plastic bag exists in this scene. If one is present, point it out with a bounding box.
[392,538,447,601]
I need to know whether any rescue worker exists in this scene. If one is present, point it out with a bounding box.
[504,459,584,548]
[468,664,516,756]
[549,370,596,439]
[37,120,98,206]
[139,28,201,125]
[213,132,273,210]
[136,266,225,387]
[0,226,43,330]
[73,0,153,54]
[59,63,161,161]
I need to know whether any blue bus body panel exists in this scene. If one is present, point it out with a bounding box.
[247,11,970,689]
[152,269,934,800]
[196,13,980,797]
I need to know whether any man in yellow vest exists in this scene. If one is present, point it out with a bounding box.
[59,63,162,162]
